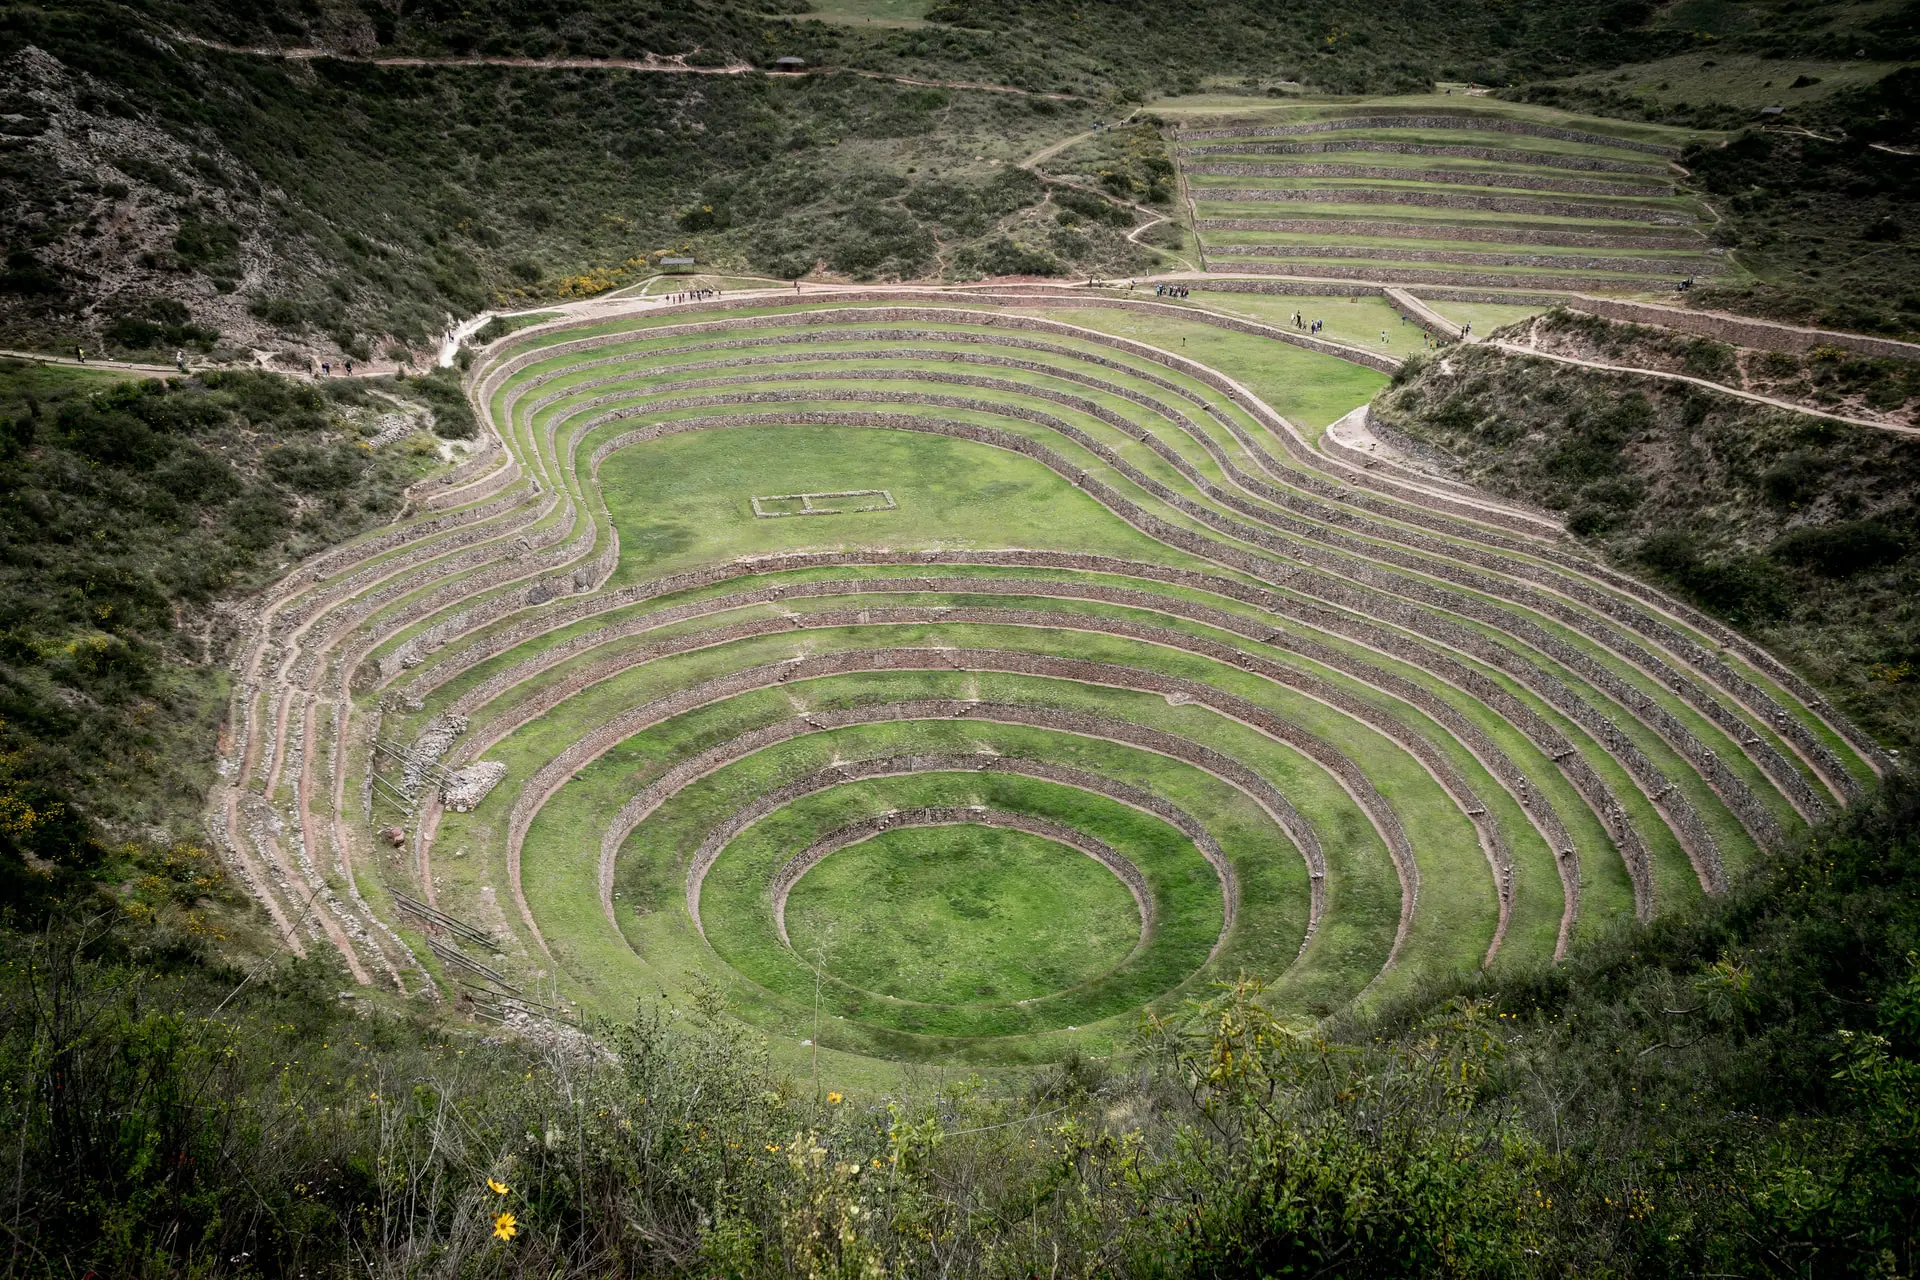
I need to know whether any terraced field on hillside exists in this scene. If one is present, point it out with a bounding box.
[1176,102,1727,294]
[212,290,1885,1083]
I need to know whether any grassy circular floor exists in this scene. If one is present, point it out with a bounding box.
[784,823,1143,1006]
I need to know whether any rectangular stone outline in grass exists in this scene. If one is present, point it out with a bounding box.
[750,489,898,518]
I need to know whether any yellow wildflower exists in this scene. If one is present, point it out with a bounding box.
[827,1092,843,1104]
[492,1212,518,1241]
[488,1178,510,1195]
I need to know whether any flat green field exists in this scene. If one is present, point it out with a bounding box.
[784,823,1144,1006]
[596,424,1183,583]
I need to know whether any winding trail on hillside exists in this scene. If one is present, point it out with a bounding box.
[1487,339,1920,437]
[171,34,1088,99]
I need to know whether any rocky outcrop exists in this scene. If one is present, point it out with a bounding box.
[440,761,507,812]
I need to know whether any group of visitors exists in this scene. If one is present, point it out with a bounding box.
[317,359,356,376]
[667,288,718,305]
[1155,283,1191,298]
[1287,311,1328,337]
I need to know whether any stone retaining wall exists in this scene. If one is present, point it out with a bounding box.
[506,318,1827,809]
[1403,286,1578,307]
[1177,116,1681,157]
[1216,262,1666,291]
[493,643,1417,961]
[294,489,571,678]
[331,510,606,691]
[585,408,1744,884]
[576,387,1816,833]
[424,454,520,512]
[1200,187,1692,224]
[435,543,1645,918]
[1186,163,1671,198]
[487,303,1858,800]
[277,490,558,636]
[1218,245,1714,274]
[292,488,531,590]
[481,296,1882,777]
[463,590,1510,928]
[408,557,1567,891]
[603,709,1293,936]
[1198,219,1707,250]
[1180,139,1671,175]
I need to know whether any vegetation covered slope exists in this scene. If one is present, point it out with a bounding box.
[10,0,1915,361]
[5,770,1915,1277]
[1369,338,1920,752]
[0,358,441,923]
[0,18,1134,360]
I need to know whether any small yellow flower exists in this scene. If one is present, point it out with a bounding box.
[827,1092,843,1104]
[488,1178,510,1195]
[492,1211,518,1241]
[766,1143,782,1153]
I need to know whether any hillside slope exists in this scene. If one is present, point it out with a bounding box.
[1370,340,1920,751]
[4,0,1867,363]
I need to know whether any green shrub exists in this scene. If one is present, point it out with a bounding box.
[1052,189,1132,228]
[172,218,240,268]
[391,366,478,439]
[1771,519,1910,577]
[1638,529,1793,622]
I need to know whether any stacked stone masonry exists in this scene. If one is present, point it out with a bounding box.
[1176,117,1681,157]
[1200,188,1692,224]
[1179,140,1673,175]
[1186,163,1672,198]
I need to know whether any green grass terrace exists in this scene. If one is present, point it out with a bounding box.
[209,288,1882,1089]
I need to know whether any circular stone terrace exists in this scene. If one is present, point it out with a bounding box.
[210,286,1887,1081]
